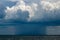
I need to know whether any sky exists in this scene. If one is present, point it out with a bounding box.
[0,0,60,35]
[0,0,60,22]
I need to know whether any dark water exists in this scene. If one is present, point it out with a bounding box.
[0,24,46,35]
[0,21,60,35]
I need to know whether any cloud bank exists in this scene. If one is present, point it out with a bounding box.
[5,0,60,22]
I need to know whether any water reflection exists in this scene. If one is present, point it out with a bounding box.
[0,24,46,35]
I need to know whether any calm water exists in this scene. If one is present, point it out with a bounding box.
[0,21,60,35]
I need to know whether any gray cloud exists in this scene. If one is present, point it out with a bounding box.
[0,2,6,19]
[5,0,38,22]
[4,0,60,22]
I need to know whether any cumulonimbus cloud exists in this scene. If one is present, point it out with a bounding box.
[5,0,38,21]
[40,0,60,21]
[5,0,60,22]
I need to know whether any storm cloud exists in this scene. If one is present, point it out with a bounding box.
[4,0,60,22]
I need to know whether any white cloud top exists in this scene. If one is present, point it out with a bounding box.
[5,0,38,21]
[5,0,60,22]
[41,0,60,11]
